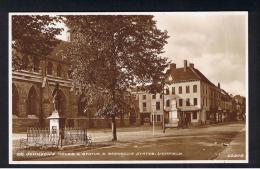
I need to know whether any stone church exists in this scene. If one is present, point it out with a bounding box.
[12,41,140,133]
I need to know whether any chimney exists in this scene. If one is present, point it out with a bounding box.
[184,60,187,72]
[218,82,220,89]
[170,63,176,70]
[189,63,194,69]
[66,30,71,42]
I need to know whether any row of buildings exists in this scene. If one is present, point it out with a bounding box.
[134,60,246,127]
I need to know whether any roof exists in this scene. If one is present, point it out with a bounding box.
[166,66,216,88]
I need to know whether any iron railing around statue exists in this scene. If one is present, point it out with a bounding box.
[20,127,91,149]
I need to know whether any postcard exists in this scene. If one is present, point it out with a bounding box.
[9,12,248,164]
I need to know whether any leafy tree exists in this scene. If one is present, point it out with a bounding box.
[12,15,63,70]
[63,15,169,141]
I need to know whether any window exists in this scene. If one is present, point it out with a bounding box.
[172,87,175,95]
[143,102,147,111]
[142,95,146,100]
[33,57,40,72]
[67,68,73,79]
[179,99,183,107]
[78,94,87,116]
[165,88,169,95]
[194,98,198,106]
[192,112,197,119]
[160,94,162,99]
[186,86,190,93]
[179,86,182,94]
[47,62,53,75]
[166,100,170,107]
[186,98,190,106]
[157,115,161,122]
[152,94,156,99]
[156,102,160,110]
[57,64,62,77]
[22,56,30,70]
[151,114,155,122]
[27,86,38,116]
[193,85,197,93]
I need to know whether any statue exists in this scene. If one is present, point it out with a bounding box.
[52,82,60,112]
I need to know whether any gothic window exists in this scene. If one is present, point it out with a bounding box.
[57,64,62,77]
[78,94,87,116]
[12,83,19,116]
[67,68,73,79]
[47,62,53,75]
[33,57,40,72]
[22,55,30,70]
[52,89,66,116]
[27,86,39,116]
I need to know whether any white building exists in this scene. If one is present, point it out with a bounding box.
[135,60,227,126]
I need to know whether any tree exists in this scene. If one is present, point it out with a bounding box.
[63,15,169,141]
[12,15,63,70]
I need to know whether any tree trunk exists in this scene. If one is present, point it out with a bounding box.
[111,115,117,141]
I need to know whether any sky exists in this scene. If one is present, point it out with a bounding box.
[57,12,247,96]
[154,13,247,96]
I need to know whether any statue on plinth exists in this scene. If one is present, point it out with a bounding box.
[52,82,61,112]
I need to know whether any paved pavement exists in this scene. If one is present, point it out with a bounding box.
[12,121,246,161]
[215,127,246,160]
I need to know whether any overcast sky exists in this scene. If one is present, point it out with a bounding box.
[57,12,247,96]
[154,13,247,96]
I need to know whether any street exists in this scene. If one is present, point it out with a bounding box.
[13,122,246,161]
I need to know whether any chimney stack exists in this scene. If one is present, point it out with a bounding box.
[170,63,176,70]
[184,60,187,72]
[66,30,71,42]
[189,63,194,69]
[218,82,220,89]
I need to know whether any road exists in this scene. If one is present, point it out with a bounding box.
[13,121,246,161]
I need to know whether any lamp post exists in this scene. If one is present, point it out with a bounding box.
[158,76,166,133]
[159,74,172,133]
[152,103,156,136]
[162,83,166,133]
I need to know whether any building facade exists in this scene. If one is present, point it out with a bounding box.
[12,42,140,133]
[135,60,238,127]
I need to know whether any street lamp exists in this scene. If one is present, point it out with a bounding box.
[159,74,173,133]
[158,75,166,133]
[151,103,156,136]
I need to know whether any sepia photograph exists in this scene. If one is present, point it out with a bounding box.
[9,12,248,164]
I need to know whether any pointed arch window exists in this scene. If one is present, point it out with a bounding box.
[57,64,62,77]
[27,86,39,116]
[12,83,19,116]
[78,94,87,116]
[47,62,53,75]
